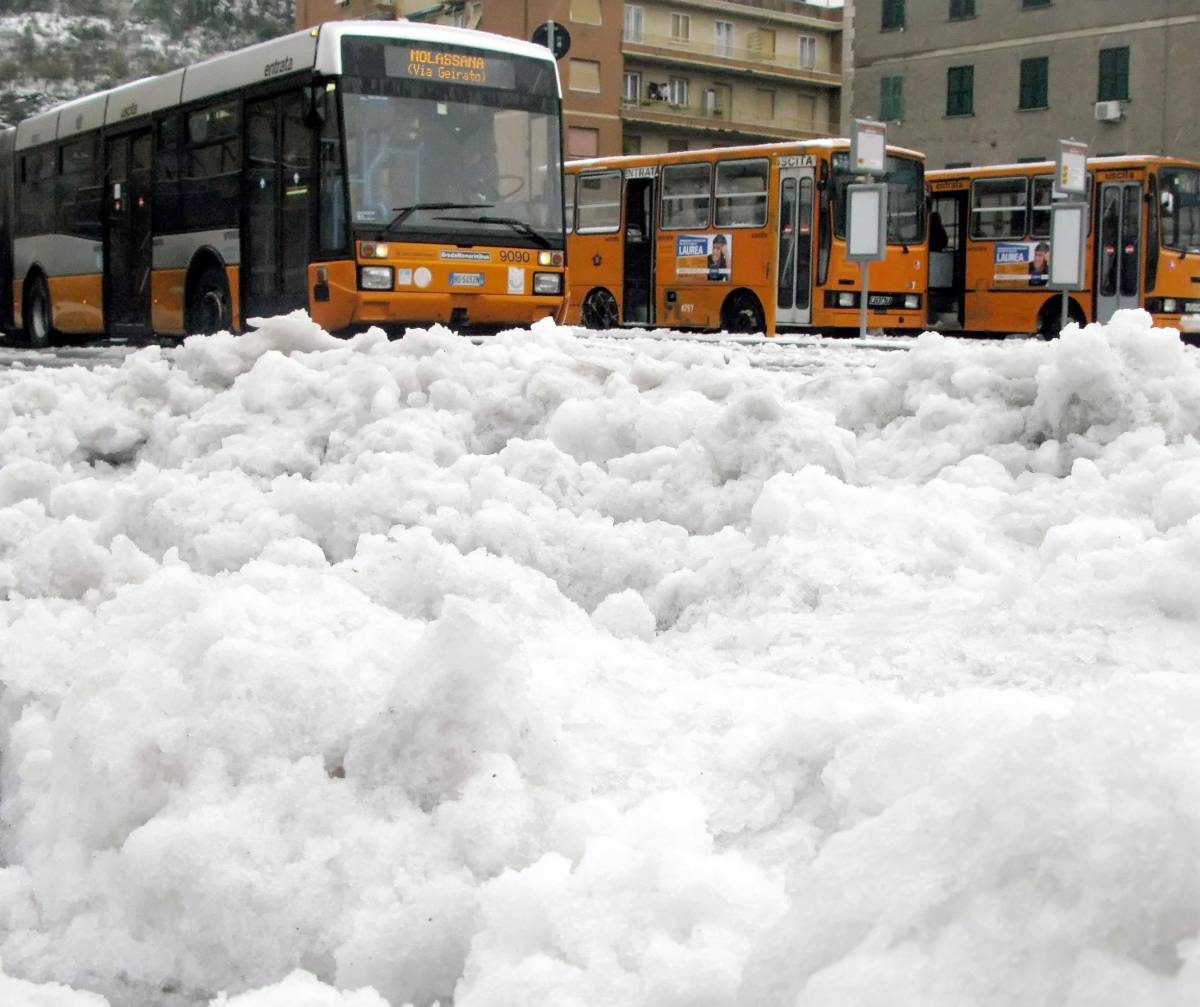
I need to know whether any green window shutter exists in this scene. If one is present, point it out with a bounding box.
[946,65,974,116]
[1022,0,1051,8]
[949,0,975,18]
[1098,47,1129,101]
[881,75,904,121]
[881,0,905,30]
[1019,57,1048,109]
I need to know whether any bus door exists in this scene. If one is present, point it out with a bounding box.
[622,175,655,325]
[1096,181,1142,322]
[928,190,967,328]
[104,129,153,337]
[244,91,313,320]
[775,165,814,327]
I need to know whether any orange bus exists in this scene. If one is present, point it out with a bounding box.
[563,140,928,335]
[0,21,566,347]
[927,156,1200,337]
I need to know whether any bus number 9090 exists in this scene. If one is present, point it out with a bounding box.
[500,250,531,263]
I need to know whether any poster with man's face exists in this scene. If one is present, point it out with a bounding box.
[675,233,733,282]
[993,241,1051,286]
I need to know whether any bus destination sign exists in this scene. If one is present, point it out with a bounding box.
[386,47,517,88]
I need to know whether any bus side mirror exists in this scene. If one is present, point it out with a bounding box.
[304,85,326,129]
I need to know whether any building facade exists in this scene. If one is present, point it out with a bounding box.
[850,0,1200,168]
[296,0,845,158]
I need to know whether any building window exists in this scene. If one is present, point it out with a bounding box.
[715,20,734,57]
[1022,0,1051,7]
[623,4,643,41]
[671,13,691,43]
[568,127,600,159]
[570,0,602,24]
[946,65,973,116]
[668,76,689,107]
[882,0,905,30]
[753,27,776,60]
[949,0,974,17]
[667,139,689,153]
[570,59,601,93]
[798,34,817,69]
[756,89,776,120]
[880,75,904,121]
[623,135,642,155]
[623,71,641,103]
[1098,46,1129,101]
[1019,57,1049,109]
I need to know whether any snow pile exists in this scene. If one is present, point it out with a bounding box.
[1,310,1199,1006]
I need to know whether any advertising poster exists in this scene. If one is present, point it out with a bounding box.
[993,241,1051,286]
[676,233,733,281]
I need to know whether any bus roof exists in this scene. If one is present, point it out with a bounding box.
[14,19,559,151]
[929,154,1200,178]
[566,138,925,172]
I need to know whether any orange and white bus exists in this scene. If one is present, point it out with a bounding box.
[0,20,566,346]
[563,140,928,335]
[927,156,1200,337]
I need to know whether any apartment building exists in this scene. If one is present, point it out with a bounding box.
[850,0,1200,168]
[296,0,845,157]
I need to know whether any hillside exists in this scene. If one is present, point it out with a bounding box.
[0,0,293,127]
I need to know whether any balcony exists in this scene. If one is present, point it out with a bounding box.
[622,32,841,87]
[669,0,843,28]
[620,97,837,142]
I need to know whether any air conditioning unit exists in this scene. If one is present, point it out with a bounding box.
[1095,100,1123,122]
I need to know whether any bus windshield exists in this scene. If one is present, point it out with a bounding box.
[340,38,563,247]
[1161,168,1200,253]
[832,153,925,244]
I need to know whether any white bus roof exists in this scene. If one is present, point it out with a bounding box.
[14,20,560,151]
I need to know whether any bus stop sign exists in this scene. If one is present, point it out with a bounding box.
[532,21,571,59]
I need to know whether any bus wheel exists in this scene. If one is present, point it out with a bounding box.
[187,265,232,336]
[722,291,764,335]
[1036,298,1085,340]
[581,288,619,329]
[23,274,54,349]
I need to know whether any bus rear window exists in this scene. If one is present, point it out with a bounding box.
[577,170,621,233]
[661,162,711,230]
[971,177,1027,239]
[715,158,768,228]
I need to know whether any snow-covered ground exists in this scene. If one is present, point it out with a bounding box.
[1,311,1199,1007]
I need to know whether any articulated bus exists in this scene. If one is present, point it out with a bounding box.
[563,140,928,335]
[927,156,1200,337]
[0,20,566,346]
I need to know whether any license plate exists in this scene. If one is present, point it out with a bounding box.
[868,294,893,307]
[450,272,485,287]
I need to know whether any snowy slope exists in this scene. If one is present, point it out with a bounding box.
[1,312,1199,1006]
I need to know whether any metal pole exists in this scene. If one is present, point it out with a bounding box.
[860,260,870,339]
[1061,288,1068,333]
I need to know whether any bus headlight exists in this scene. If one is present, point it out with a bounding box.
[904,294,921,309]
[538,251,565,266]
[533,272,562,295]
[1162,298,1179,313]
[360,242,390,258]
[360,266,395,290]
[838,292,857,307]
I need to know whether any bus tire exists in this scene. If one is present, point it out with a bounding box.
[22,273,54,349]
[722,290,764,335]
[581,288,619,329]
[1036,297,1085,340]
[186,263,232,336]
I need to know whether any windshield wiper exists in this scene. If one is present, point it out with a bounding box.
[386,202,493,232]
[433,214,553,249]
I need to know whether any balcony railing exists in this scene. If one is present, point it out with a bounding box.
[623,31,841,82]
[620,97,838,140]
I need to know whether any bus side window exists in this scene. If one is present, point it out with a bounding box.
[660,162,710,230]
[715,158,768,228]
[577,170,621,233]
[970,177,1027,240]
[564,173,576,234]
